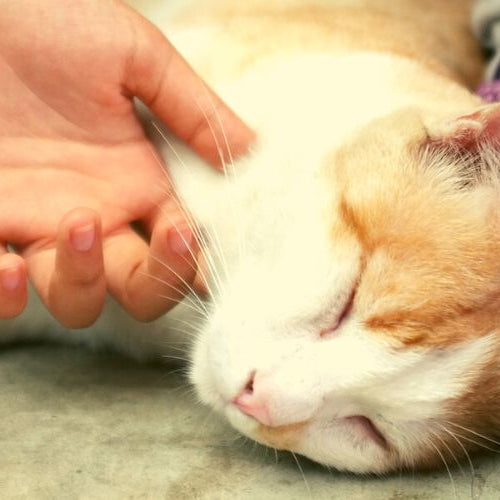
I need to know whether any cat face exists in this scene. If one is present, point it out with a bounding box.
[188,107,500,473]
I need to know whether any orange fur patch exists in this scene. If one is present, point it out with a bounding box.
[333,111,500,348]
[257,421,307,450]
[166,0,482,87]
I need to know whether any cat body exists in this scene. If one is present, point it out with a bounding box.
[6,0,500,473]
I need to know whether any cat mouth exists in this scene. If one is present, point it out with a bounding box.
[345,415,389,449]
[230,404,389,451]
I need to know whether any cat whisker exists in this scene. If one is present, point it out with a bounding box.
[156,195,223,302]
[158,340,191,353]
[438,424,476,500]
[146,134,225,303]
[141,160,211,257]
[149,292,206,317]
[445,430,500,454]
[444,421,500,448]
[193,93,245,273]
[426,437,458,500]
[168,315,206,333]
[195,87,247,251]
[164,367,189,379]
[150,122,229,300]
[161,354,189,362]
[290,451,311,495]
[136,271,208,326]
[188,100,235,284]
[428,427,465,477]
[141,258,208,315]
[124,141,222,302]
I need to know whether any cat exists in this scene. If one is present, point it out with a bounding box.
[5,0,500,474]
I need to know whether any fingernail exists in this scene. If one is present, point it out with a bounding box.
[70,223,95,252]
[1,267,21,292]
[168,224,194,255]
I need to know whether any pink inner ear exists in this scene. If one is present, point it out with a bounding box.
[459,108,500,144]
[428,105,500,152]
[482,109,500,141]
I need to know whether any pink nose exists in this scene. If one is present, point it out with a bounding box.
[232,372,273,426]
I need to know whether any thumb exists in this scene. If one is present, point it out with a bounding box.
[121,5,254,167]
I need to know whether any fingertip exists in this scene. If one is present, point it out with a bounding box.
[122,14,254,168]
[192,107,256,168]
[49,207,106,328]
[58,207,101,252]
[0,254,25,291]
[69,222,96,253]
[166,221,197,257]
[0,254,27,318]
[151,216,200,288]
[104,218,200,322]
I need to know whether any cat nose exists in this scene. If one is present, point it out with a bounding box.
[232,371,273,426]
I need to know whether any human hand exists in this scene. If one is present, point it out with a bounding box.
[0,0,253,326]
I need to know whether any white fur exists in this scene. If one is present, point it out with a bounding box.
[3,0,493,473]
[158,8,492,472]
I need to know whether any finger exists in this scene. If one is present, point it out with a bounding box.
[193,252,209,297]
[122,5,255,167]
[104,216,199,322]
[24,208,106,329]
[144,202,209,297]
[0,249,27,319]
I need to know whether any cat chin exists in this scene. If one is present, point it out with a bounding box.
[225,404,397,473]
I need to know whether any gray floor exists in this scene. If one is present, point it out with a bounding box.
[2,344,500,499]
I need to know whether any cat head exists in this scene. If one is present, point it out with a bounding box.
[188,104,500,473]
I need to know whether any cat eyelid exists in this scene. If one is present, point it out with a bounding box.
[319,287,356,338]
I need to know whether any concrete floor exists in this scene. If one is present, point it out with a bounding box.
[2,344,500,499]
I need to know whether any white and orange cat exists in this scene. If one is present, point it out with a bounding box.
[5,0,500,473]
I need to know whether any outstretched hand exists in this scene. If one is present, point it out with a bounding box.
[0,0,253,326]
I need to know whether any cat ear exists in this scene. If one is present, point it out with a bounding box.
[422,105,500,186]
[426,104,500,153]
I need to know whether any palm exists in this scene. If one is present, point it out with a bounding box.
[1,121,167,247]
[0,0,167,248]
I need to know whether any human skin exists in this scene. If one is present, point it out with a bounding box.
[0,0,253,327]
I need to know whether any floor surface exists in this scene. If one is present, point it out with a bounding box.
[2,344,500,499]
